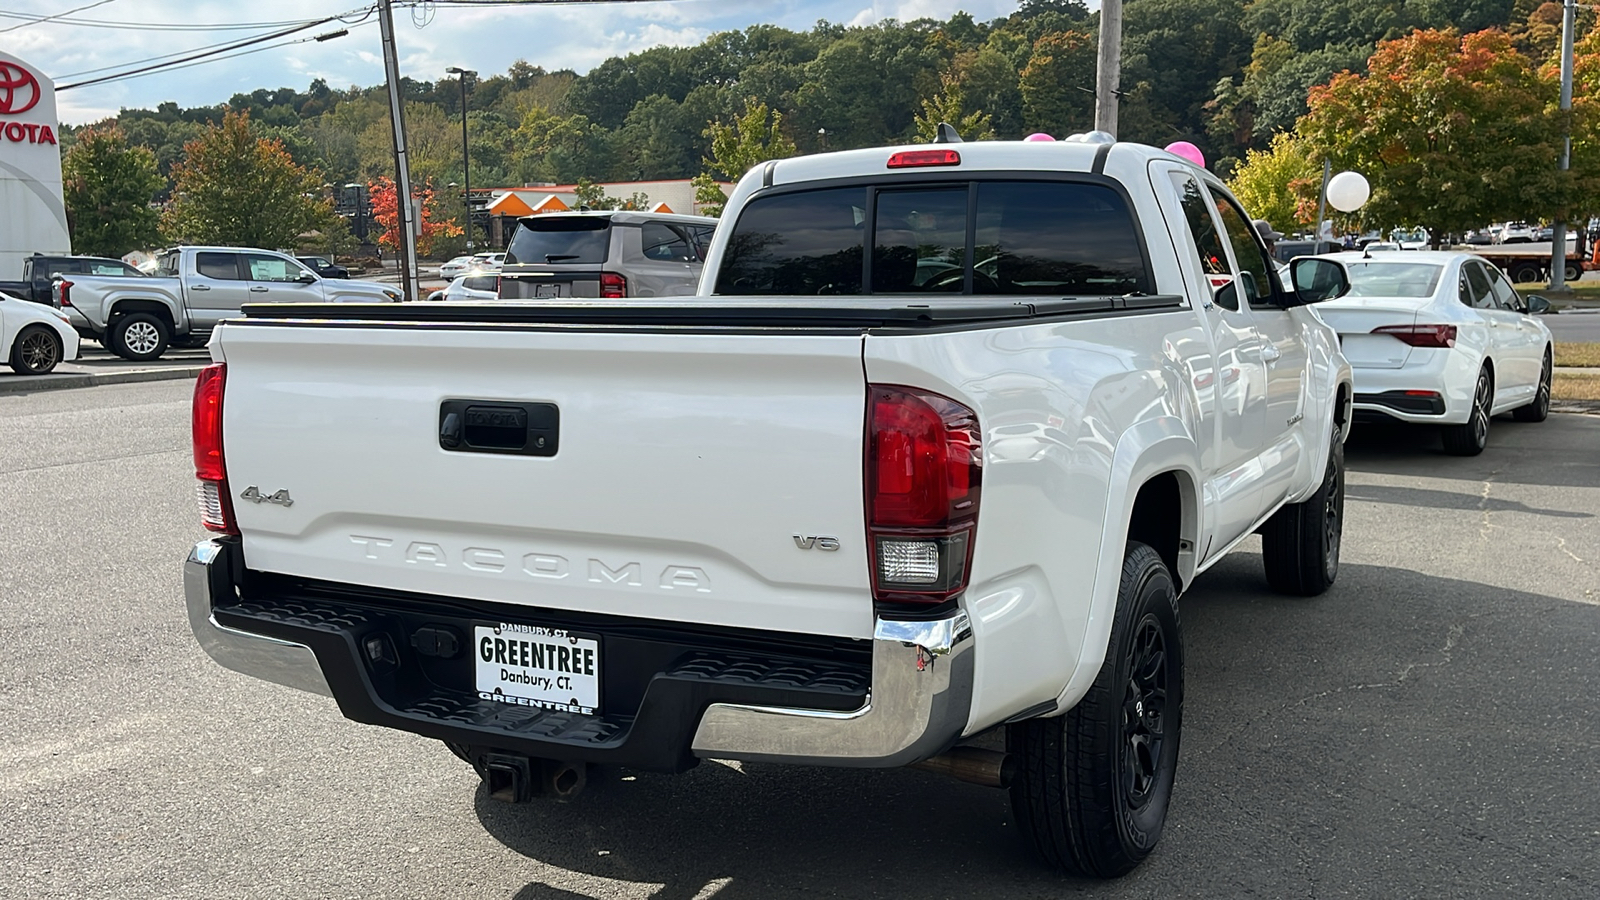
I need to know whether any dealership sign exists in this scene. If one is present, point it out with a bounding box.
[0,51,70,279]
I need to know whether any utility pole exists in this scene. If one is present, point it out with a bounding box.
[378,0,419,301]
[446,67,476,250]
[1550,0,1576,291]
[1095,0,1123,135]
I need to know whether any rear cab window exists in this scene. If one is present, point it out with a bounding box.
[507,217,611,265]
[714,180,1151,297]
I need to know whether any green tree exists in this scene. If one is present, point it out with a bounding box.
[691,172,728,217]
[704,98,798,181]
[913,75,997,142]
[60,126,166,257]
[1297,29,1569,239]
[1226,131,1322,229]
[163,110,344,249]
[1018,30,1097,135]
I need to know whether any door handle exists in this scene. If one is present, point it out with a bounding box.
[1261,344,1282,363]
[249,286,269,293]
[190,284,210,291]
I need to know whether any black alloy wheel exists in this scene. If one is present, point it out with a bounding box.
[1122,616,1171,810]
[9,326,63,375]
[1442,368,1492,456]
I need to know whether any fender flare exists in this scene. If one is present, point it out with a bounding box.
[1050,415,1203,714]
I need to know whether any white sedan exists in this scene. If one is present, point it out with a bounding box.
[1,291,80,375]
[424,273,501,302]
[437,255,477,279]
[1312,251,1552,455]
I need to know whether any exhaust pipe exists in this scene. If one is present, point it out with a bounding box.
[910,746,1014,788]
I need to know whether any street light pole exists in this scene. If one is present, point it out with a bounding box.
[446,67,476,250]
[378,0,419,300]
[1550,0,1576,290]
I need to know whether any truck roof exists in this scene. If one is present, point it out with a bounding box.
[764,139,1191,188]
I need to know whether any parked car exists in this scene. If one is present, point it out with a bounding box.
[472,251,508,272]
[297,256,349,279]
[1271,239,1340,264]
[424,273,500,302]
[498,211,718,299]
[0,254,145,305]
[438,255,477,280]
[1363,242,1402,252]
[1496,222,1535,244]
[183,138,1355,877]
[1,289,79,375]
[55,246,401,361]
[1390,227,1430,250]
[1312,251,1552,455]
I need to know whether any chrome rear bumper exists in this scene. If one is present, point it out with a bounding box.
[185,539,973,767]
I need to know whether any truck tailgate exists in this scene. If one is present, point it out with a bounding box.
[215,322,873,639]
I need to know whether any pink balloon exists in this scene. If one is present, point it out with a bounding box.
[1164,141,1206,167]
[1024,132,1056,142]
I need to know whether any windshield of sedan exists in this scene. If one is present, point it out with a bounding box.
[1342,261,1443,298]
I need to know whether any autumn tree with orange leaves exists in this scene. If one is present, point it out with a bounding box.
[367,177,462,258]
[163,109,347,250]
[1295,29,1580,241]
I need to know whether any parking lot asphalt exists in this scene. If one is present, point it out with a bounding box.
[1,382,1596,899]
[0,345,209,394]
[1546,310,1600,343]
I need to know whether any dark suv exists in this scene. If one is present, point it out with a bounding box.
[497,211,718,300]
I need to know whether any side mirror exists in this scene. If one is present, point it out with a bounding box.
[1289,257,1350,305]
[298,271,318,283]
[1526,294,1551,315]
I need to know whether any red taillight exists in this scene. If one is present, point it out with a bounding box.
[1373,324,1457,348]
[866,385,982,605]
[56,279,72,308]
[192,363,236,534]
[887,149,961,169]
[600,272,627,298]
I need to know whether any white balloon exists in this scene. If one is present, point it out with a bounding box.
[1327,171,1370,213]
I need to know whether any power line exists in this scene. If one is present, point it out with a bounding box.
[56,17,357,92]
[0,8,323,32]
[0,0,120,34]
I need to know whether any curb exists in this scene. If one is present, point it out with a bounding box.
[0,365,205,395]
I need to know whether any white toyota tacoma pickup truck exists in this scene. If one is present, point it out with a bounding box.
[185,137,1354,876]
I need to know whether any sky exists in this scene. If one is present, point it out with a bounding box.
[3,0,1024,125]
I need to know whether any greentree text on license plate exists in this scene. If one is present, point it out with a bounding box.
[475,623,600,714]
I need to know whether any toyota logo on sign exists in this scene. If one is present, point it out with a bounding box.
[0,62,42,115]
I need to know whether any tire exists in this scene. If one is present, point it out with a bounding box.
[1509,264,1542,284]
[1564,263,1582,283]
[108,313,170,362]
[1441,366,1492,456]
[8,325,63,375]
[1512,350,1552,423]
[1008,542,1182,878]
[1261,432,1344,595]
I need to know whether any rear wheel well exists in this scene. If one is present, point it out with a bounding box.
[109,300,175,328]
[1126,472,1187,593]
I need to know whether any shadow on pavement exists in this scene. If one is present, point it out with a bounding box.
[476,555,1600,899]
[1346,414,1600,489]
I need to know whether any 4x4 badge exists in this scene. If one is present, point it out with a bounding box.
[240,486,294,507]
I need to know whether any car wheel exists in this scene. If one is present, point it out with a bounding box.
[1564,263,1582,283]
[1008,541,1182,878]
[1512,349,1552,423]
[8,325,64,375]
[109,313,170,362]
[1261,429,1343,595]
[1509,264,1542,284]
[1442,366,1493,456]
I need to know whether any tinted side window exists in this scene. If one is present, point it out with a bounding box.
[1460,263,1495,309]
[462,275,499,292]
[715,188,865,295]
[1213,197,1276,305]
[196,253,241,280]
[1486,267,1521,311]
[873,188,967,293]
[641,223,694,262]
[973,182,1148,295]
[1167,174,1231,279]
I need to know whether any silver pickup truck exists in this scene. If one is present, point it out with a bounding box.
[56,245,400,360]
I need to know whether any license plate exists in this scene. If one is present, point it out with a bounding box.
[534,283,560,298]
[474,623,600,715]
